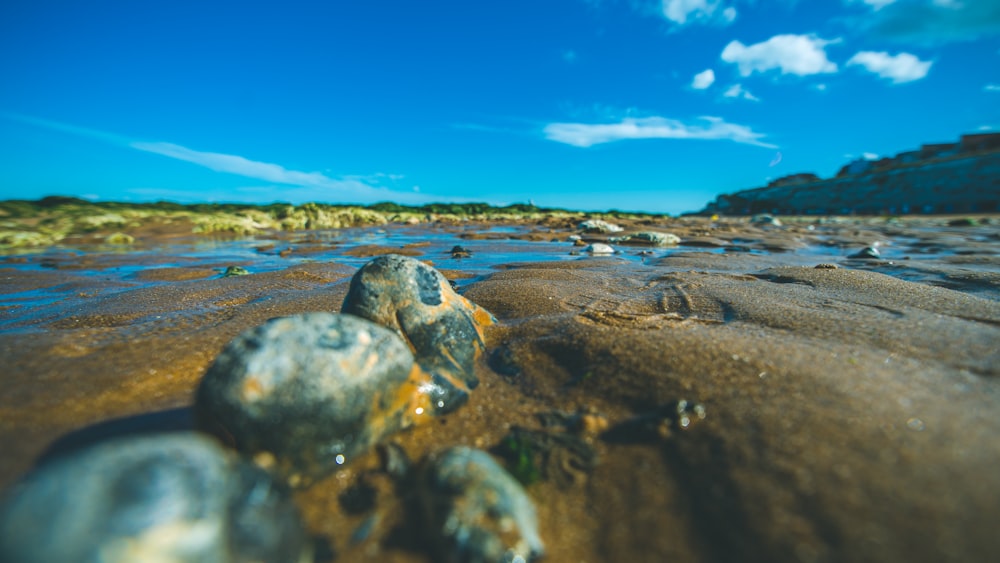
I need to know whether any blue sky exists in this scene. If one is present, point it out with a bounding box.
[1,0,998,214]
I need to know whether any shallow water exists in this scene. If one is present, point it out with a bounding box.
[2,219,997,306]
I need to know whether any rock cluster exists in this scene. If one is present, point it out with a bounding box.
[0,254,540,563]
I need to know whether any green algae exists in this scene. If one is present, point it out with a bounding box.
[0,197,667,251]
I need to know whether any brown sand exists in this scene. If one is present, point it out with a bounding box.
[1,217,999,562]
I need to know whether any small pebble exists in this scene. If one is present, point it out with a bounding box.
[850,246,881,260]
[578,219,623,233]
[422,447,544,563]
[582,243,615,255]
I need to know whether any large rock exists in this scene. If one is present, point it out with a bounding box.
[342,254,495,415]
[0,433,309,563]
[195,312,422,485]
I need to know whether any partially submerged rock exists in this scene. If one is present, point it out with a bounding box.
[850,245,881,259]
[751,214,782,227]
[582,243,615,255]
[0,433,309,563]
[342,254,495,414]
[578,219,623,234]
[422,446,544,563]
[609,231,681,246]
[195,312,425,485]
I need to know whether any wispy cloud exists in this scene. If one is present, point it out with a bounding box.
[543,115,776,148]
[846,50,932,83]
[848,0,897,10]
[2,112,132,145]
[721,34,839,77]
[722,83,760,101]
[661,0,737,27]
[984,84,1000,92]
[3,112,429,204]
[131,141,349,189]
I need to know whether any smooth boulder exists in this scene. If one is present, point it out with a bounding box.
[342,254,495,415]
[0,433,309,563]
[195,312,424,485]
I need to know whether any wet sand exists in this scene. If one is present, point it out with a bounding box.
[1,216,999,562]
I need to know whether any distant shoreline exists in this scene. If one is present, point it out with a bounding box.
[2,196,997,250]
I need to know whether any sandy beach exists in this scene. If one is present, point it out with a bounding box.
[1,215,999,562]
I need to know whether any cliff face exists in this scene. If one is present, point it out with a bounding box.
[703,135,1000,215]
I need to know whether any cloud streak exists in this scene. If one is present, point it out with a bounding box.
[131,142,353,189]
[3,112,428,204]
[543,115,776,148]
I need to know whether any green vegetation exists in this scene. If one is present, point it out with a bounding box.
[0,196,666,250]
[498,431,542,486]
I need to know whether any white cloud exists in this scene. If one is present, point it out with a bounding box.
[863,152,880,160]
[543,115,776,148]
[691,68,716,89]
[984,83,1000,92]
[662,0,735,26]
[846,51,932,83]
[721,34,839,77]
[722,83,760,101]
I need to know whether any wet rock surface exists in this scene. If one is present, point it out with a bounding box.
[0,433,309,563]
[342,254,495,414]
[421,447,544,563]
[195,312,422,485]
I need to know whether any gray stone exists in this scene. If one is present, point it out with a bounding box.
[195,312,419,484]
[0,433,308,563]
[578,219,624,234]
[850,246,881,259]
[422,447,544,563]
[751,214,782,227]
[582,243,615,255]
[609,232,681,246]
[342,255,495,416]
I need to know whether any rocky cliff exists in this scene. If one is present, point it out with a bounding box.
[702,133,1000,215]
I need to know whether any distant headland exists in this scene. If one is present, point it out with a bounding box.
[700,132,1000,216]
